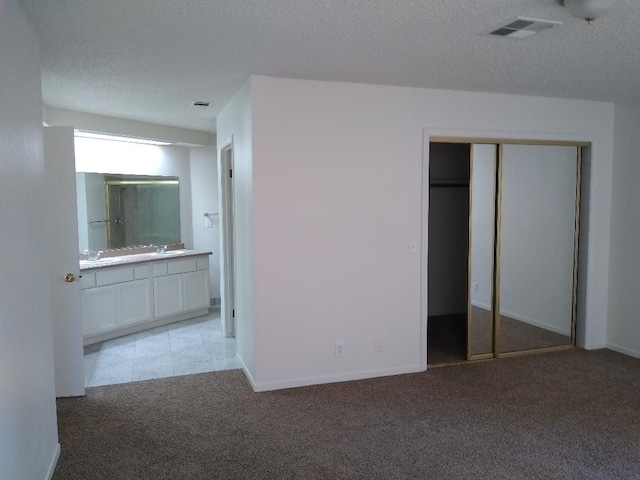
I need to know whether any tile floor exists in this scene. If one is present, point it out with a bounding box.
[83,308,239,387]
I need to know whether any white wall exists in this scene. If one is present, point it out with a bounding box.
[74,138,194,249]
[607,102,640,358]
[218,75,614,392]
[216,79,256,378]
[190,145,221,299]
[0,1,61,478]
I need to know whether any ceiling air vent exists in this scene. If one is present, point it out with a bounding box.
[192,101,212,109]
[487,17,562,38]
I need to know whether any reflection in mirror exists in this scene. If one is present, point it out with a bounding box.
[499,145,577,353]
[468,144,497,358]
[76,173,180,252]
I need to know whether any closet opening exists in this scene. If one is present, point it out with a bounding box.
[427,142,471,364]
[427,138,587,366]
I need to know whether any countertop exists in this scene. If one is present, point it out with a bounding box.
[79,249,212,272]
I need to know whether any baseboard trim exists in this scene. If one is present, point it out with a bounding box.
[83,308,209,346]
[249,365,425,392]
[236,354,257,390]
[606,342,640,360]
[45,443,61,480]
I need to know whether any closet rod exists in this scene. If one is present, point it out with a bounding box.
[429,181,469,187]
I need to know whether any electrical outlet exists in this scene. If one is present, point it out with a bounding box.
[473,282,479,294]
[335,341,344,357]
[375,339,384,353]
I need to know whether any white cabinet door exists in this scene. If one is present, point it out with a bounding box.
[81,285,118,336]
[183,270,209,312]
[119,279,153,327]
[153,275,183,318]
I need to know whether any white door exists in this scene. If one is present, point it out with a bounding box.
[45,126,85,397]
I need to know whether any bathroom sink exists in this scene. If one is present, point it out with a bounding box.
[80,249,202,269]
[80,257,122,267]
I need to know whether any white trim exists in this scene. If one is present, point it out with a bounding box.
[424,126,597,145]
[45,443,61,480]
[420,129,429,371]
[218,138,236,338]
[606,342,640,359]
[423,127,600,366]
[236,353,257,389]
[249,365,425,393]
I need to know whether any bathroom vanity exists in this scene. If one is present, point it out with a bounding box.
[79,249,212,345]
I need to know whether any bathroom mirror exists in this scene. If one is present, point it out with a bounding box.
[76,173,180,252]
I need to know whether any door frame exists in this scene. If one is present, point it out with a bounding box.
[219,138,236,338]
[422,129,591,370]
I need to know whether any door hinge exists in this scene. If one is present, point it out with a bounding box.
[229,169,233,178]
[232,308,235,318]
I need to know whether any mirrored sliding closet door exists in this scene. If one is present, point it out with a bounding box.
[468,144,497,359]
[497,144,579,354]
[428,139,582,365]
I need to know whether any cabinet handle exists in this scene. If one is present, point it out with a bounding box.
[64,273,76,283]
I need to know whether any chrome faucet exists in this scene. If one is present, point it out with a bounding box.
[85,250,103,261]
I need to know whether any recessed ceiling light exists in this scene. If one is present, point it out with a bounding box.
[74,130,173,146]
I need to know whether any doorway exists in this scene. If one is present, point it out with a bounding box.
[427,139,585,365]
[219,141,236,338]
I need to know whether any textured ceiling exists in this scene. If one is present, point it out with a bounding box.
[18,0,640,132]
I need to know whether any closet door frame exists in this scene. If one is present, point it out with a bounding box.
[430,136,588,361]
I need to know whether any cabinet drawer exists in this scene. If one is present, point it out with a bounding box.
[134,264,151,279]
[79,271,96,289]
[96,267,134,286]
[168,258,197,274]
